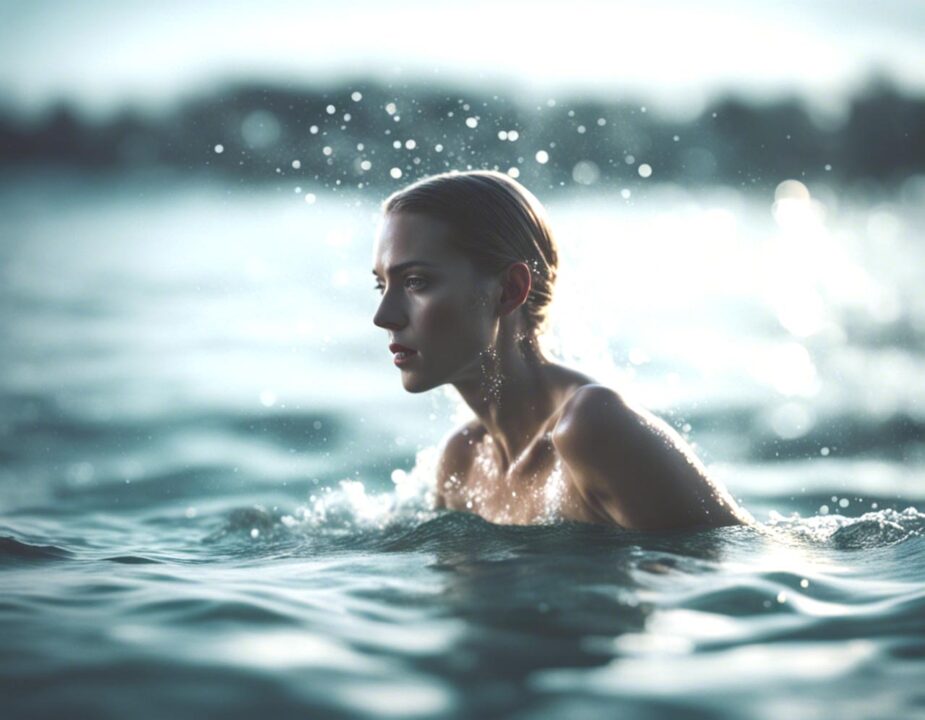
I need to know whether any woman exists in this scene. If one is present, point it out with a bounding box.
[372,170,751,530]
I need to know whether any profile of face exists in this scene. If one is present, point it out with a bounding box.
[372,212,500,393]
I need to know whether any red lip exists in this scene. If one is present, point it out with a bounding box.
[389,343,417,354]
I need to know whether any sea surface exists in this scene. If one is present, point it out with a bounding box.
[2,172,924,719]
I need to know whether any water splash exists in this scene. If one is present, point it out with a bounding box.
[765,507,925,548]
[279,446,441,533]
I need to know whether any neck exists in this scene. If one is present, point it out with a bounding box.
[451,328,556,474]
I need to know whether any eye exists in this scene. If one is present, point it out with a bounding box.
[373,280,385,294]
[404,276,427,291]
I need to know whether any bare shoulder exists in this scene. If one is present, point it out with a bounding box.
[552,384,750,531]
[552,384,653,455]
[433,419,484,509]
[553,384,631,439]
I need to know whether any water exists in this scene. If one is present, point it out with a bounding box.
[2,172,925,718]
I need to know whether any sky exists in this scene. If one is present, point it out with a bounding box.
[1,0,924,118]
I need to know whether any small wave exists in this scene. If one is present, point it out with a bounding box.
[0,535,73,562]
[201,495,745,568]
[201,505,294,550]
[374,511,506,553]
[103,555,163,564]
[765,507,925,548]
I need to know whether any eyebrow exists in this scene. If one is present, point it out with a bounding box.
[371,260,440,278]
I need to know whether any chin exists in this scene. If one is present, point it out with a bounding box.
[401,374,436,393]
[399,368,447,394]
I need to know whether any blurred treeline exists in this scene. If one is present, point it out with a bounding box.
[1,77,922,192]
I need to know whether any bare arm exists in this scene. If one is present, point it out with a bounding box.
[552,385,750,531]
[433,421,479,511]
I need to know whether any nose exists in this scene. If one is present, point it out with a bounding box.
[373,289,406,331]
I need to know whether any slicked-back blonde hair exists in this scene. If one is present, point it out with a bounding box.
[381,170,559,349]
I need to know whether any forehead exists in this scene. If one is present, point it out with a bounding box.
[372,212,467,272]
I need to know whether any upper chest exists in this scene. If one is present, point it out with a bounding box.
[446,430,602,525]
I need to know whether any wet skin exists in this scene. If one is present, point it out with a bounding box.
[372,211,752,531]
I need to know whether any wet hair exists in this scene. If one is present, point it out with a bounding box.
[381,170,559,347]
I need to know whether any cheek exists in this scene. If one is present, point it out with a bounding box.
[418,290,491,352]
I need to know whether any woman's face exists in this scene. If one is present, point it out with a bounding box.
[372,212,499,393]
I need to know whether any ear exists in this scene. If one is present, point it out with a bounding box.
[497,262,531,317]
